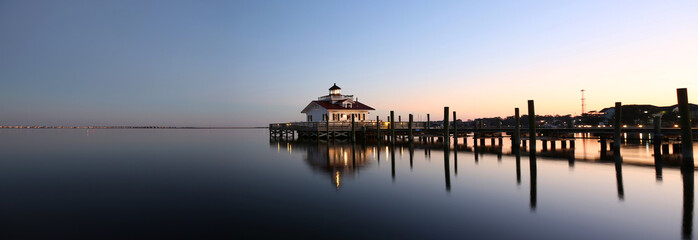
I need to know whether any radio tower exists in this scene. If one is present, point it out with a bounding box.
[580,89,586,114]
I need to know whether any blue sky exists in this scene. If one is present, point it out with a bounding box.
[1,0,697,126]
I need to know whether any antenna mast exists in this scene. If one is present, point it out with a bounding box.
[581,89,586,114]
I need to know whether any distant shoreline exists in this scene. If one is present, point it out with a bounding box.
[0,126,267,129]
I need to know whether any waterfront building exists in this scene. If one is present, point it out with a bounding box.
[300,83,374,122]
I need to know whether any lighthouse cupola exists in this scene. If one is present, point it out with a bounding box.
[329,83,342,95]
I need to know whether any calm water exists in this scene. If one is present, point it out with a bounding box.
[1,129,696,239]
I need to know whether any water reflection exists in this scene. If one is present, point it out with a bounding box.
[271,136,695,238]
[4,129,697,239]
[444,146,451,192]
[683,169,694,239]
[515,147,521,185]
[409,143,414,170]
[454,143,458,175]
[654,139,664,181]
[614,144,625,201]
[530,152,537,211]
[391,143,396,181]
[275,140,374,189]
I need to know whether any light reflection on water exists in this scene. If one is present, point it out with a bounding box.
[0,129,695,239]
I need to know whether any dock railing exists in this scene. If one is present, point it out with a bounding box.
[270,121,429,131]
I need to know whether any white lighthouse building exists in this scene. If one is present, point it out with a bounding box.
[301,83,375,122]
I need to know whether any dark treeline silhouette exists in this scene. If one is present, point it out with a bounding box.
[439,103,698,128]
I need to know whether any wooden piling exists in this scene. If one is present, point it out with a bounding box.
[528,100,537,156]
[654,116,662,142]
[376,116,381,141]
[326,114,330,141]
[408,114,414,143]
[444,107,450,146]
[427,113,431,143]
[453,111,457,140]
[613,102,622,151]
[390,111,395,143]
[542,140,548,151]
[677,88,694,169]
[473,120,479,144]
[362,125,366,142]
[347,114,353,142]
[514,108,520,149]
[427,114,430,130]
[654,116,662,160]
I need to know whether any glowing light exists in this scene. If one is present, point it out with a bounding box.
[638,125,643,128]
[675,124,680,128]
[622,125,627,128]
[335,171,340,189]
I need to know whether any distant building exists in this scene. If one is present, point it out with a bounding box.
[301,83,375,122]
[599,107,615,121]
[668,104,698,119]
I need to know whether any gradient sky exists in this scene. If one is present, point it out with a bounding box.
[1,0,697,127]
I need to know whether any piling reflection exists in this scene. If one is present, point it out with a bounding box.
[391,143,396,181]
[444,146,451,192]
[654,140,663,181]
[473,135,479,163]
[515,147,521,185]
[529,136,537,211]
[454,143,458,175]
[409,143,414,170]
[614,146,625,201]
[682,169,694,239]
[530,155,537,211]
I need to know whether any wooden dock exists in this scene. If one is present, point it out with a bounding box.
[271,88,696,170]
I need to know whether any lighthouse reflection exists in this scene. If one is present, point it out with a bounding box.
[273,140,375,189]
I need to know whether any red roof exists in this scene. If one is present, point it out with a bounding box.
[305,100,375,111]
